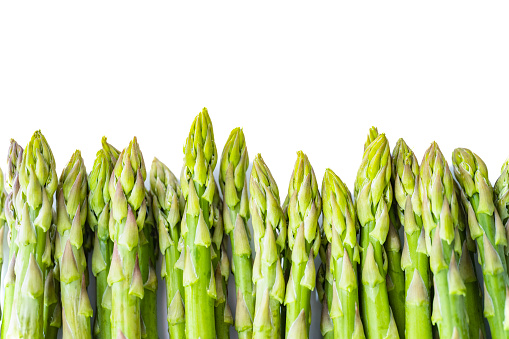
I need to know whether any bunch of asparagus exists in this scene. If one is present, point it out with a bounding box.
[3,114,509,339]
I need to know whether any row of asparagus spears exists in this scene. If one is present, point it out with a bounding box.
[0,109,509,339]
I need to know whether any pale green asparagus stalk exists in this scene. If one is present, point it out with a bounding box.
[284,151,322,338]
[89,137,120,339]
[219,128,253,339]
[180,108,220,339]
[1,139,23,339]
[495,157,509,274]
[391,138,432,339]
[322,168,365,339]
[453,148,509,339]
[55,150,93,338]
[419,143,469,338]
[355,131,399,339]
[139,191,158,339]
[0,169,6,317]
[107,137,148,339]
[456,181,486,339]
[317,244,333,339]
[6,131,58,338]
[250,154,286,339]
[151,158,186,338]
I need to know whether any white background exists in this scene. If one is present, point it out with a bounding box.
[1,2,509,338]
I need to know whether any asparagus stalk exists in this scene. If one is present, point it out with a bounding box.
[453,148,509,339]
[284,151,322,338]
[6,131,58,338]
[107,137,148,339]
[180,108,220,339]
[317,244,333,339]
[89,137,120,339]
[391,138,432,339]
[355,131,399,339]
[139,191,158,339]
[219,127,253,339]
[456,181,486,339]
[250,154,286,339]
[55,150,93,338]
[322,168,365,339]
[150,158,185,338]
[0,168,6,317]
[419,143,469,338]
[495,157,509,273]
[1,139,23,339]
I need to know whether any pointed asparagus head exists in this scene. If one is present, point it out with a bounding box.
[19,130,58,209]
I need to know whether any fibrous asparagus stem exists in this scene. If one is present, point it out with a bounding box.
[392,138,432,339]
[56,150,92,338]
[150,158,186,338]
[0,168,6,317]
[180,108,220,339]
[107,137,148,339]
[250,154,286,339]
[355,130,399,339]
[453,148,509,339]
[219,127,253,339]
[139,192,158,339]
[456,183,486,339]
[284,151,322,338]
[7,131,59,338]
[89,137,120,339]
[419,143,469,338]
[322,168,365,339]
[1,139,23,339]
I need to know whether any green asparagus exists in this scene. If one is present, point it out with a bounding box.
[420,143,469,338]
[456,181,486,339]
[317,243,333,339]
[322,168,365,339]
[284,151,322,338]
[391,138,432,339]
[7,131,59,338]
[355,131,399,339]
[151,158,186,338]
[453,148,509,339]
[250,154,286,339]
[219,127,253,339]
[56,150,92,338]
[495,156,509,273]
[89,137,120,339]
[1,139,23,339]
[107,137,148,339]
[139,190,159,339]
[180,108,221,339]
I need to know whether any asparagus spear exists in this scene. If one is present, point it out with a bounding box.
[139,191,158,339]
[284,151,322,338]
[391,138,432,339]
[6,131,58,338]
[495,157,509,272]
[89,137,120,339]
[1,139,23,339]
[55,150,93,338]
[151,158,185,338]
[107,137,148,339]
[355,131,399,339]
[420,143,469,338]
[0,168,6,317]
[180,108,220,339]
[453,148,509,339]
[456,181,486,339]
[250,154,286,339]
[321,168,365,339]
[317,244,333,339]
[219,127,253,339]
